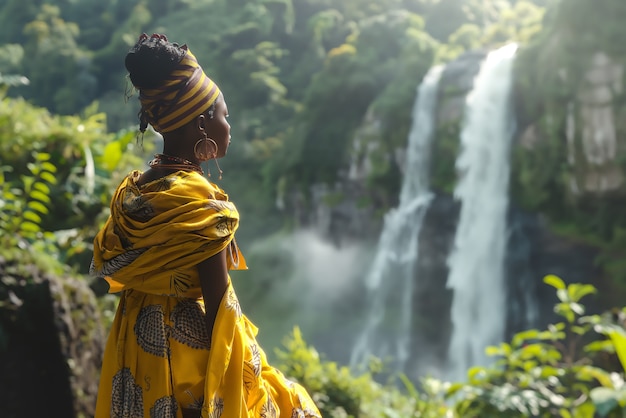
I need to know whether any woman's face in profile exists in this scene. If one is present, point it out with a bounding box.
[207,96,231,158]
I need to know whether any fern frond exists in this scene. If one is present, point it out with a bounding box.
[17,151,58,239]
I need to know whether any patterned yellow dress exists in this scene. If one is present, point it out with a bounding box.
[91,170,321,418]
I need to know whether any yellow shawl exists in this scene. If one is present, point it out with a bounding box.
[91,170,246,296]
[92,171,321,418]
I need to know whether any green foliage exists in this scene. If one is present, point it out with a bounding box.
[584,314,626,416]
[447,276,626,417]
[596,227,626,293]
[510,111,569,212]
[294,10,437,187]
[275,327,451,417]
[3,2,626,416]
[20,4,96,114]
[273,277,626,417]
[0,0,39,44]
[0,151,60,271]
[0,43,28,90]
[431,118,462,194]
[0,0,554,235]
[0,93,149,274]
[439,1,544,60]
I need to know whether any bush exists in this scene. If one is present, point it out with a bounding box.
[447,276,626,417]
[275,327,451,417]
[275,276,626,417]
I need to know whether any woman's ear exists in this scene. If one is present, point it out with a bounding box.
[196,114,206,132]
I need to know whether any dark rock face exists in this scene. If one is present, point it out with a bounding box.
[504,207,609,333]
[437,49,489,123]
[408,193,457,379]
[0,259,104,418]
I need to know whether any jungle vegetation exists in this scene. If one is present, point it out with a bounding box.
[2,0,626,416]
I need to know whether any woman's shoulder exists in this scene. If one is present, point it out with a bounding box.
[118,170,232,204]
[150,171,232,201]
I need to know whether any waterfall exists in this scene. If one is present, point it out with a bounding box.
[350,65,443,372]
[445,43,519,382]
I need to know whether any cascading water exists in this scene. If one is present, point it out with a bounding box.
[350,65,443,372]
[444,43,519,382]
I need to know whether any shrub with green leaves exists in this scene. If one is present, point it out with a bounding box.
[274,327,451,418]
[0,151,59,270]
[0,92,151,273]
[275,277,626,418]
[448,276,626,418]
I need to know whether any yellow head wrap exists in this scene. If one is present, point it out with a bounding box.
[138,48,221,133]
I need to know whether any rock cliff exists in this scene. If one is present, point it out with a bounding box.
[0,257,104,418]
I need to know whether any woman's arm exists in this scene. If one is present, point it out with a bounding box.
[197,248,229,347]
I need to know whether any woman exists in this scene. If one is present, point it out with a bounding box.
[91,33,321,418]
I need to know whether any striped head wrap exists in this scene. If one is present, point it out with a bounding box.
[137,47,221,133]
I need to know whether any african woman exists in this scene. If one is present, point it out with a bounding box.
[90,33,321,418]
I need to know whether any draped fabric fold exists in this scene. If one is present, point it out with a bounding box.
[91,170,246,297]
[92,171,320,418]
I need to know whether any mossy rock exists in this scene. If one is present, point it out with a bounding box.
[0,257,105,418]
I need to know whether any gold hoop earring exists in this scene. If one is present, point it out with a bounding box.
[194,137,217,162]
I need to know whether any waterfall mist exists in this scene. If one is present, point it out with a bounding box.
[233,228,374,364]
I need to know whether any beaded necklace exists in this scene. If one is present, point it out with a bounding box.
[148,153,204,175]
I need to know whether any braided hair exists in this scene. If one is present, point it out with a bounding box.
[124,33,219,133]
[125,33,186,89]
